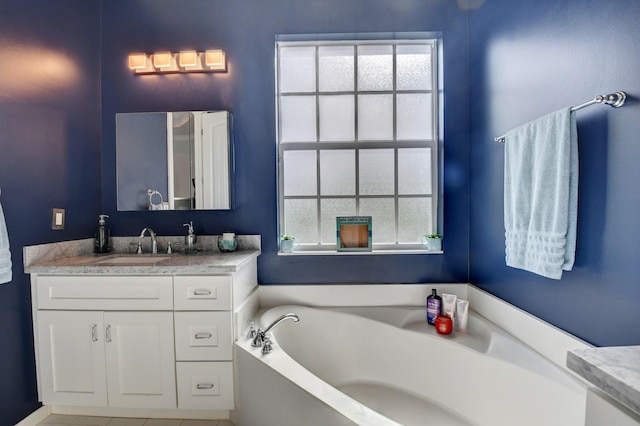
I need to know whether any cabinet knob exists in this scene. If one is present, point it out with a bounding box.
[105,325,112,342]
[91,324,98,342]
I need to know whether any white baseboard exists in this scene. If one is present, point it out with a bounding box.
[16,406,51,426]
[50,406,229,419]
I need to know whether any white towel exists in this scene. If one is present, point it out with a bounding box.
[0,187,12,284]
[504,107,578,279]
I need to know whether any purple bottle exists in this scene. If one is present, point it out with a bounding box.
[426,289,442,325]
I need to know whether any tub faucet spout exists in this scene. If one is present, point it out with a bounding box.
[251,313,299,353]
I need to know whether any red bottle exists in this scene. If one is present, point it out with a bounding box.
[435,315,453,335]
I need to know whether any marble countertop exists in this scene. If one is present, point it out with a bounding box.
[24,236,261,274]
[567,346,640,415]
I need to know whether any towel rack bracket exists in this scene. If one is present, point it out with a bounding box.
[598,91,626,108]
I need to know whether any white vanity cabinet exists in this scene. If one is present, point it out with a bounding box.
[27,248,259,419]
[34,275,176,409]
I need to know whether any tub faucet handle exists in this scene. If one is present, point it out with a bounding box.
[262,334,274,354]
[251,329,265,347]
[247,321,257,340]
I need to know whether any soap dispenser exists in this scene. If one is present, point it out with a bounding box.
[94,214,111,254]
[183,221,197,253]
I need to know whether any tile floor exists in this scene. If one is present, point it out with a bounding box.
[38,414,235,426]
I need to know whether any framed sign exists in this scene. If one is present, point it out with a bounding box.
[336,216,372,252]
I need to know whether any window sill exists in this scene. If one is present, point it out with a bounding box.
[277,249,443,256]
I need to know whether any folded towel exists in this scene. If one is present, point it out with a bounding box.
[0,187,12,284]
[504,107,578,279]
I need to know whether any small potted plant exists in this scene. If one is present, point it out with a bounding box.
[280,235,296,253]
[423,233,442,251]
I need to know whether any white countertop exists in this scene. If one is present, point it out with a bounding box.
[567,345,640,416]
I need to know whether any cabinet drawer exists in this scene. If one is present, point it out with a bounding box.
[174,312,232,361]
[174,276,231,311]
[36,275,173,310]
[176,361,234,410]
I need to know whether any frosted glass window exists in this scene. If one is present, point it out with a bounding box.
[360,198,395,243]
[319,46,354,92]
[357,45,393,91]
[320,150,355,195]
[284,199,318,244]
[320,198,356,244]
[398,148,432,195]
[358,94,393,141]
[359,149,394,195]
[279,46,316,93]
[277,36,439,251]
[283,150,317,196]
[397,94,432,140]
[280,96,317,142]
[396,45,432,91]
[319,95,355,141]
[398,198,432,242]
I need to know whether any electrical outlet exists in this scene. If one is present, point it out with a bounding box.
[52,208,65,230]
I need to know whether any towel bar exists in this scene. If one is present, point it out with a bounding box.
[494,91,627,143]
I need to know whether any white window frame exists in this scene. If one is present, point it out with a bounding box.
[276,33,442,254]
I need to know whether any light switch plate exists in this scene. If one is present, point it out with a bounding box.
[52,208,65,230]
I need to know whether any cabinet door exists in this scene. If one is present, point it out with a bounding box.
[36,311,107,406]
[104,312,176,408]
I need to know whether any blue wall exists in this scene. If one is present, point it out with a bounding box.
[468,0,640,346]
[0,1,101,423]
[100,0,471,284]
[2,0,640,422]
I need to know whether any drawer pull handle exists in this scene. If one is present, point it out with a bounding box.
[195,332,213,339]
[196,383,215,390]
[105,325,112,343]
[193,289,212,296]
[91,324,98,342]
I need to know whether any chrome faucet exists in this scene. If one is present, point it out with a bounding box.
[251,313,299,354]
[139,227,158,254]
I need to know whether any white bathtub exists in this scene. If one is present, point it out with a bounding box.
[234,304,587,426]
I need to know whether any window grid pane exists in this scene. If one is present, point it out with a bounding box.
[320,149,356,195]
[320,198,356,244]
[279,46,316,93]
[319,45,355,92]
[277,36,438,251]
[319,95,355,142]
[280,96,317,142]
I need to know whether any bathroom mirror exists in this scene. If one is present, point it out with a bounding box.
[116,111,234,211]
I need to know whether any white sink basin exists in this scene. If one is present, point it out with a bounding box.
[94,256,172,265]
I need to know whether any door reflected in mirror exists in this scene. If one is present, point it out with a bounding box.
[116,111,234,211]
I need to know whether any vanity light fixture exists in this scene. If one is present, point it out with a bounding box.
[128,49,227,74]
[128,53,154,74]
[205,49,226,71]
[152,51,178,72]
[179,50,203,71]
